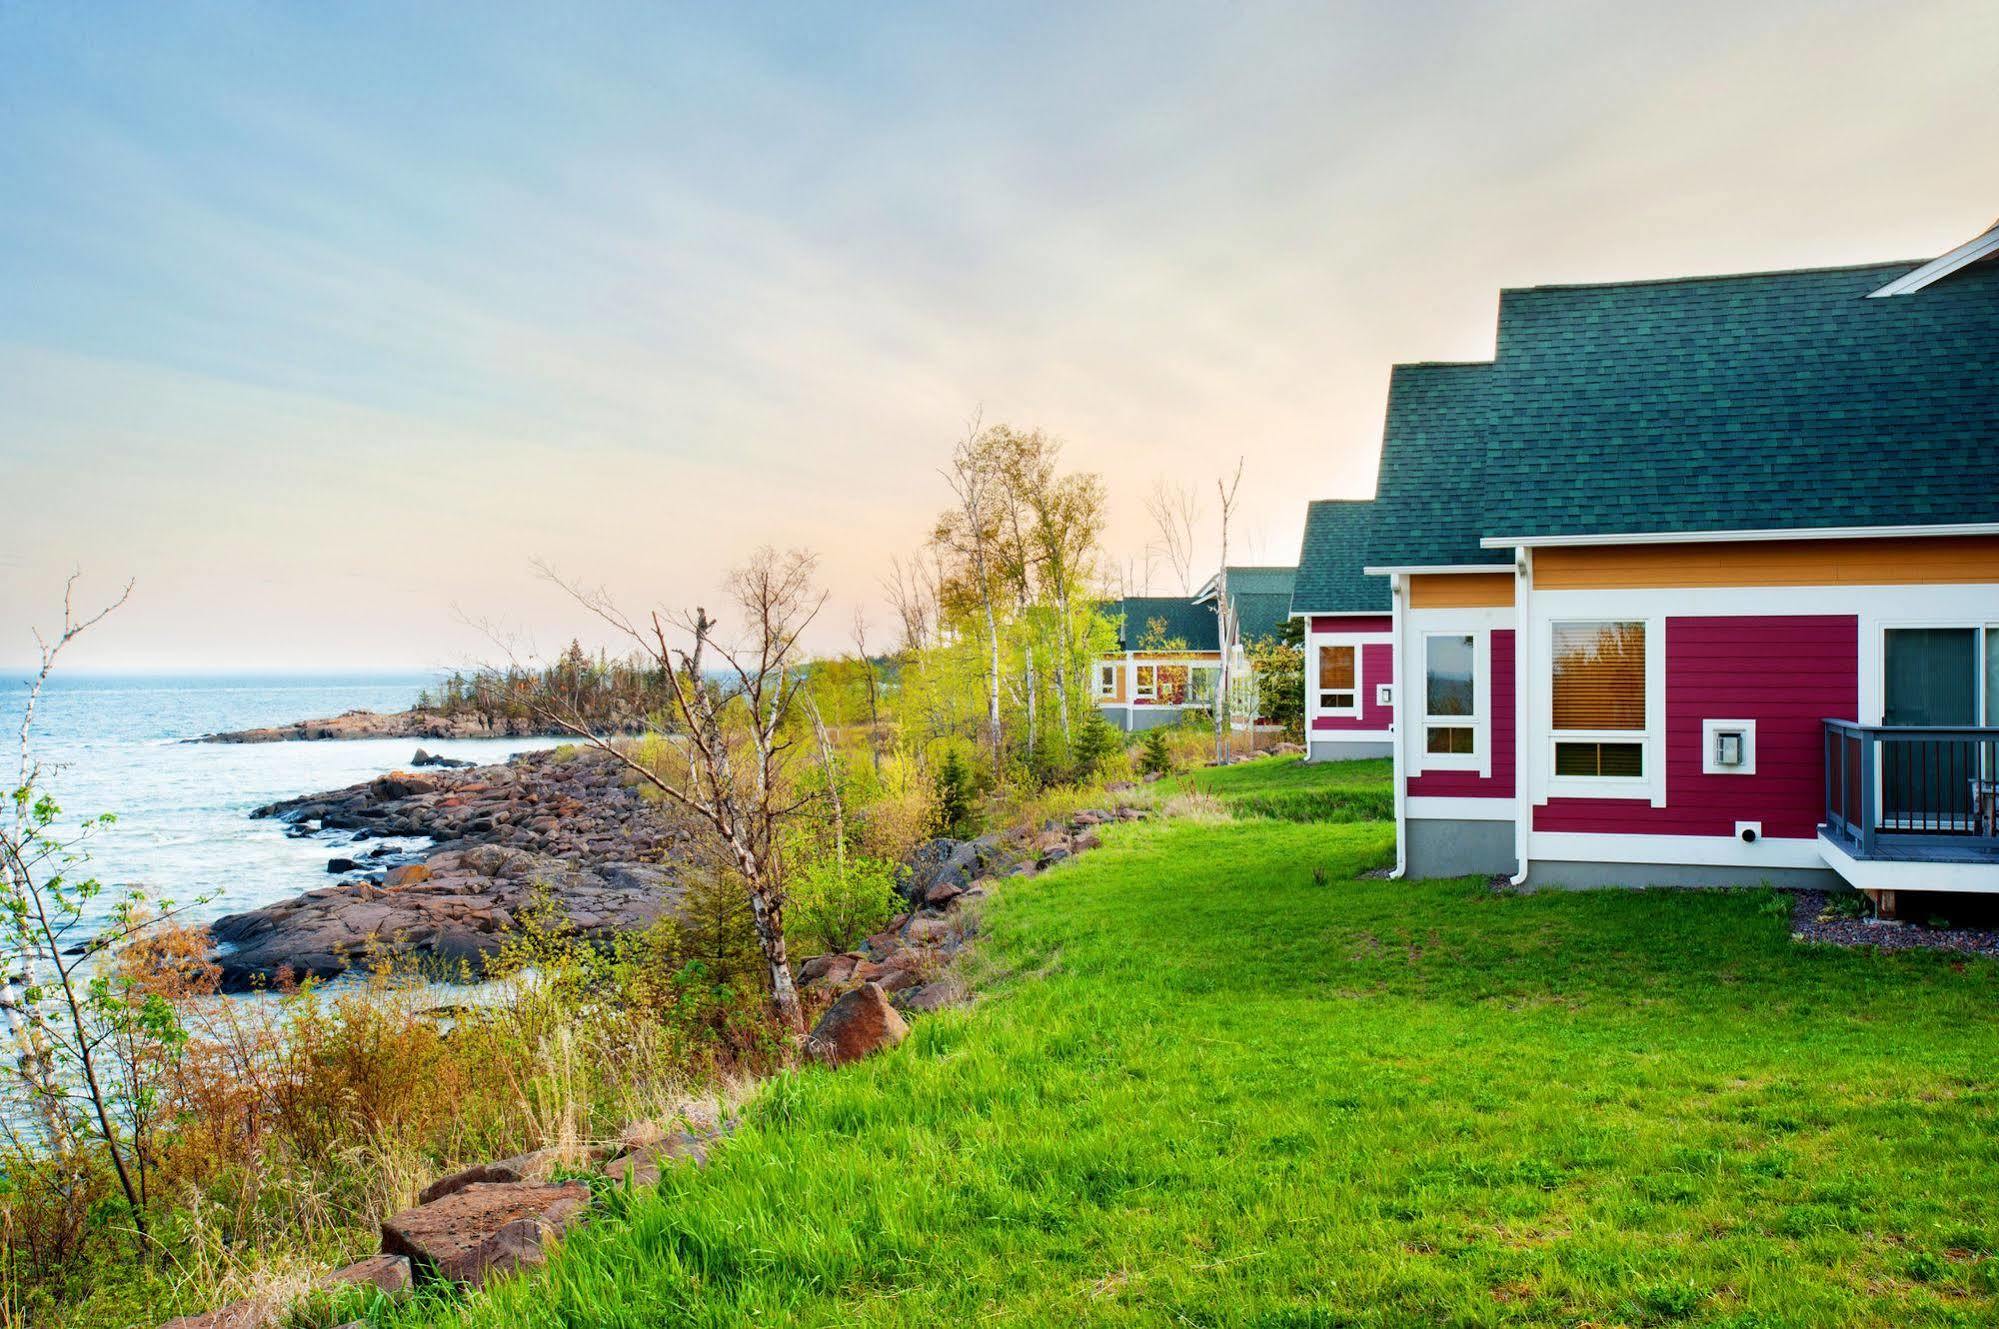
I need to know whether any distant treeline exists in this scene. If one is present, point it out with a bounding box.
[416,642,675,733]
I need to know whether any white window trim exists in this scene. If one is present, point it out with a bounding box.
[1096,661,1119,699]
[1133,664,1156,701]
[1420,630,1482,772]
[1541,615,1666,806]
[1312,640,1362,717]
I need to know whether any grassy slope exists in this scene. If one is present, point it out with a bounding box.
[1158,753,1394,822]
[388,768,1999,1328]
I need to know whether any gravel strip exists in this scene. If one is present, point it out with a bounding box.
[1790,889,1999,957]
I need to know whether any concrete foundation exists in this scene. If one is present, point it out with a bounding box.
[1307,738,1393,762]
[1405,817,1517,880]
[1524,860,1844,891]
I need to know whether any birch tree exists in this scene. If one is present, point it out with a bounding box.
[1213,461,1244,764]
[935,429,1006,781]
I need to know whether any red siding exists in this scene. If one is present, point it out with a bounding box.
[1407,629,1514,798]
[1534,615,1858,839]
[1313,640,1395,731]
[1311,615,1392,635]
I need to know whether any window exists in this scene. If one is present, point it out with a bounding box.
[1424,633,1476,758]
[1189,666,1220,705]
[1317,644,1357,712]
[1551,621,1646,778]
[1134,665,1156,700]
[1096,663,1117,698]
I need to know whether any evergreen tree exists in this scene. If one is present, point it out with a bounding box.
[935,749,977,838]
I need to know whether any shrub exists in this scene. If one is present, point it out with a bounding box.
[935,749,979,838]
[786,855,901,956]
[1069,711,1120,781]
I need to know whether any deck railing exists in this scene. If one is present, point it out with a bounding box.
[1823,719,1999,858]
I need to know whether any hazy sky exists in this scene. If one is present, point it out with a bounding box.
[2,1,1994,672]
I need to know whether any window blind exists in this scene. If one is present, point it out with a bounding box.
[1552,622,1646,731]
[1319,645,1355,689]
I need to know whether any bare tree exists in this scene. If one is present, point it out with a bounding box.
[1144,480,1202,597]
[880,554,935,655]
[1212,461,1244,764]
[520,550,825,1044]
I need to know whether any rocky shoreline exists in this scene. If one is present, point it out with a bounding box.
[196,707,582,743]
[211,748,694,990]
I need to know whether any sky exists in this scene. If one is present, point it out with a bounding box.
[2,1,1994,673]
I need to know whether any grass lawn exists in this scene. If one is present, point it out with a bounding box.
[383,774,1999,1327]
[1159,752,1394,823]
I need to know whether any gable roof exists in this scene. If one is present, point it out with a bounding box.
[1479,259,1999,542]
[1290,500,1390,613]
[1363,362,1511,571]
[1364,253,1999,559]
[1195,565,1297,600]
[1111,596,1218,651]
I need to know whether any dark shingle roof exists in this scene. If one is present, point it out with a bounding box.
[1214,566,1297,597]
[1290,500,1390,613]
[1479,260,1999,539]
[1113,597,1218,651]
[1365,255,1999,560]
[1365,362,1511,570]
[1231,589,1296,644]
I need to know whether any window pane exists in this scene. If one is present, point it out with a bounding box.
[1319,645,1355,690]
[1552,622,1646,731]
[1426,635,1475,717]
[1555,740,1644,777]
[1988,628,1999,726]
[1319,691,1355,709]
[1190,668,1218,704]
[1157,665,1189,704]
[1426,726,1474,755]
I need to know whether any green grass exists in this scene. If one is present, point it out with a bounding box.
[1160,753,1394,823]
[384,814,1999,1328]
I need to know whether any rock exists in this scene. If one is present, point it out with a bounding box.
[807,982,908,1067]
[602,1132,708,1187]
[321,1252,413,1295]
[326,857,361,874]
[418,1147,564,1204]
[157,1303,270,1329]
[379,1180,591,1288]
[371,772,439,800]
[1039,846,1072,868]
[383,863,432,888]
[796,952,859,987]
[922,880,966,908]
[412,748,475,769]
[900,980,963,1013]
[1074,830,1102,852]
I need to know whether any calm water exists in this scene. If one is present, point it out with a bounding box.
[0,673,569,933]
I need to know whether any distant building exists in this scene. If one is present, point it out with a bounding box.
[1095,566,1295,732]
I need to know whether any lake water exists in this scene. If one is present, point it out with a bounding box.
[0,673,570,934]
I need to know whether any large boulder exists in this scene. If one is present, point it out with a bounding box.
[808,982,908,1067]
[380,1180,591,1288]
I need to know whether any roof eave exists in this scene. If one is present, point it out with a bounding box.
[1479,522,1999,551]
